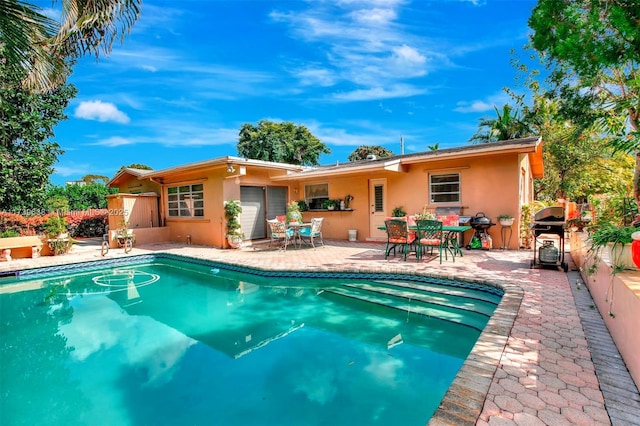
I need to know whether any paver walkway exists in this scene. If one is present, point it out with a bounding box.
[1,239,638,425]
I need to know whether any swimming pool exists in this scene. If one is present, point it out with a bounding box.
[0,254,503,425]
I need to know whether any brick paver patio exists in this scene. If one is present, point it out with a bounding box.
[1,238,638,425]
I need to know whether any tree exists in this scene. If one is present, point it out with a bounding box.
[81,174,110,185]
[504,57,634,203]
[0,0,142,93]
[528,0,640,203]
[45,182,118,211]
[469,104,531,143]
[116,163,153,175]
[347,145,394,161]
[237,120,330,166]
[0,67,77,212]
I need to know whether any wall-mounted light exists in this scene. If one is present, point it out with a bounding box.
[227,164,235,173]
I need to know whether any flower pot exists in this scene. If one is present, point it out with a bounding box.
[227,235,243,249]
[499,218,514,227]
[607,242,638,270]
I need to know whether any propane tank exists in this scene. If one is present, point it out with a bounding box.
[481,234,492,250]
[539,240,559,263]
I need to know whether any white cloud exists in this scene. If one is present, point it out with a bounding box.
[454,91,512,113]
[332,84,427,101]
[296,67,336,87]
[54,164,92,177]
[93,136,135,147]
[349,7,397,25]
[74,101,130,123]
[271,1,433,99]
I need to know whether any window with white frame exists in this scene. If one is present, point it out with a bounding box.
[305,183,329,210]
[167,184,204,217]
[429,173,460,203]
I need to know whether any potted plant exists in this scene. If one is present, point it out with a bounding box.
[391,206,407,217]
[43,215,73,255]
[415,209,436,221]
[286,201,303,224]
[43,215,68,239]
[344,194,354,210]
[322,199,337,210]
[297,200,309,212]
[498,214,515,227]
[224,199,244,248]
[588,223,638,270]
[114,220,135,249]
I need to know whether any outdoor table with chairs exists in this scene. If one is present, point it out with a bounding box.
[378,218,471,262]
[267,217,324,250]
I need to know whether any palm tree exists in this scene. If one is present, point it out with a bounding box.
[469,104,531,143]
[0,0,141,92]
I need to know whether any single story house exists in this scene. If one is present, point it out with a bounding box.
[106,136,543,249]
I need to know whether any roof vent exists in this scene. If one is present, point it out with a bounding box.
[366,154,377,160]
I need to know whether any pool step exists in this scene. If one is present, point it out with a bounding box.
[321,284,493,331]
[343,281,499,316]
[371,279,502,306]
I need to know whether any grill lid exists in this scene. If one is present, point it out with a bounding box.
[533,206,565,223]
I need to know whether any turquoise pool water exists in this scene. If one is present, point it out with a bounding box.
[0,256,502,425]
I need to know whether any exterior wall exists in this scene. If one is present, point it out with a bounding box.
[160,167,291,248]
[107,147,533,249]
[117,177,161,194]
[293,152,527,248]
[570,231,640,389]
[160,169,225,247]
[108,226,171,247]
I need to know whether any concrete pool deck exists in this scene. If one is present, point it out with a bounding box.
[1,239,639,425]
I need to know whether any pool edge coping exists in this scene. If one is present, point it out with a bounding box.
[1,252,523,424]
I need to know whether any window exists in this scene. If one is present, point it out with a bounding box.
[305,183,329,210]
[430,173,460,203]
[167,184,204,217]
[373,184,384,213]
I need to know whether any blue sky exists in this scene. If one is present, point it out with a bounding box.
[45,0,540,185]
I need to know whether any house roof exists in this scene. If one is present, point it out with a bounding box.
[108,167,155,187]
[269,136,544,181]
[107,156,310,187]
[108,137,543,187]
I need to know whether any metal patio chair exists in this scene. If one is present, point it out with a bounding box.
[384,219,416,261]
[415,219,453,263]
[267,219,294,250]
[298,217,324,249]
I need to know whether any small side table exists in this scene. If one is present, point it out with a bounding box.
[500,225,513,250]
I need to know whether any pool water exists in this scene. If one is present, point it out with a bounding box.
[0,257,501,426]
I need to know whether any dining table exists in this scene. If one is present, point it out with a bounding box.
[377,224,472,257]
[286,222,312,248]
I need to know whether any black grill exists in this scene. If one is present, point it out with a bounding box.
[530,206,568,272]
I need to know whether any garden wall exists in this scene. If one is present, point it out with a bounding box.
[570,231,640,389]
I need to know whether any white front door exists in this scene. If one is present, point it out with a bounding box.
[369,178,387,240]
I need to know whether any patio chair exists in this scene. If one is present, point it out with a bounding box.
[384,219,416,261]
[298,218,324,249]
[415,219,453,263]
[267,219,294,250]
